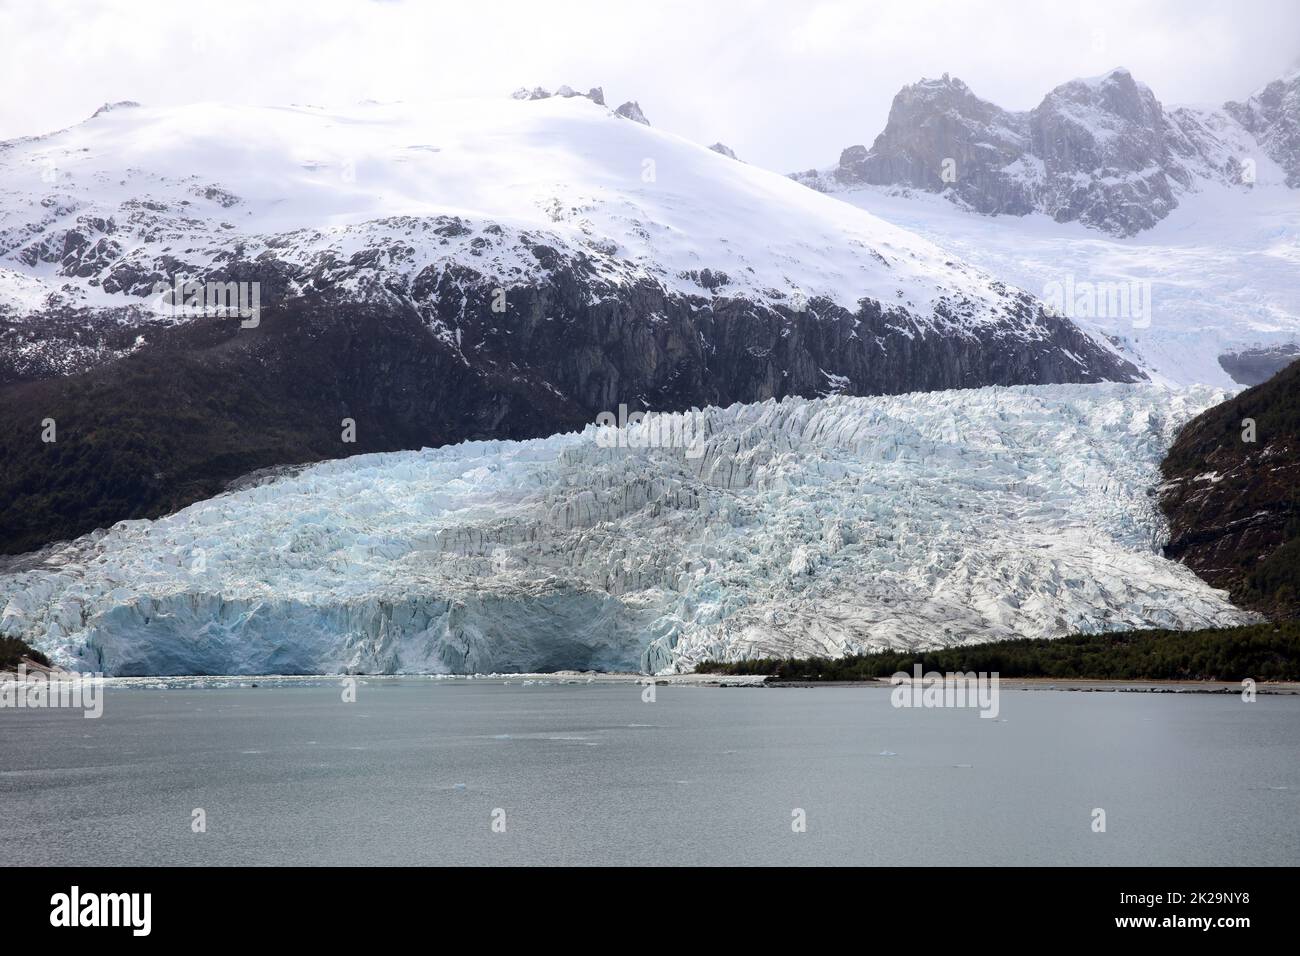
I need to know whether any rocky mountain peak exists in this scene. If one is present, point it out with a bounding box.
[1026,67,1183,231]
[900,73,979,103]
[1037,67,1160,128]
[835,73,1031,213]
[877,73,1016,134]
[614,100,650,125]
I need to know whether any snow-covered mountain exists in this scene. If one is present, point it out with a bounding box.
[0,92,1136,387]
[0,383,1251,676]
[799,68,1298,238]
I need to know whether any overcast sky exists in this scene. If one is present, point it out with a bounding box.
[3,0,1297,171]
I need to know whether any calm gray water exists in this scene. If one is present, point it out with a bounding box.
[1,680,1297,866]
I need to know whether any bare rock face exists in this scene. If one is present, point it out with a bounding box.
[709,142,740,160]
[1226,69,1300,187]
[615,101,650,125]
[826,68,1299,236]
[1029,70,1183,234]
[838,75,1035,216]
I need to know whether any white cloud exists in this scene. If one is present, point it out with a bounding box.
[1,0,1296,172]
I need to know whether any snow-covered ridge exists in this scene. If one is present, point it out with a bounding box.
[0,383,1252,676]
[0,95,1044,333]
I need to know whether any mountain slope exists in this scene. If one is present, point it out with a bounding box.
[1160,359,1300,619]
[0,383,1250,676]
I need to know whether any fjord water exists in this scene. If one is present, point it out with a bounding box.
[2,681,1296,866]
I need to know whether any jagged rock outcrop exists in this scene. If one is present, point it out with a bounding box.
[91,101,141,118]
[836,74,1035,216]
[614,100,649,125]
[709,142,739,160]
[1029,70,1184,233]
[511,85,605,105]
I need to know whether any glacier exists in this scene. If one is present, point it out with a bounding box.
[0,383,1255,676]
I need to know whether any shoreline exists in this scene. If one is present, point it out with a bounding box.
[4,669,1298,694]
[757,677,1300,694]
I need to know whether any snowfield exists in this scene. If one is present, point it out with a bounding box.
[0,383,1253,676]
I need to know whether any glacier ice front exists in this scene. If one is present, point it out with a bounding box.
[0,383,1253,675]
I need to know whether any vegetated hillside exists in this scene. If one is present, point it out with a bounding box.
[695,622,1300,681]
[0,636,49,670]
[1160,359,1300,619]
